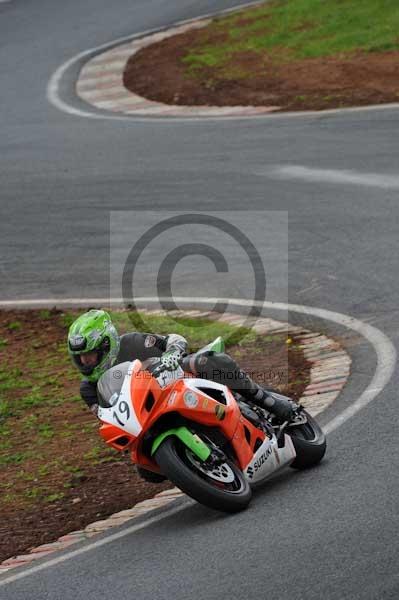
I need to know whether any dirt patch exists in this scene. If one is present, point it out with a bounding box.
[0,463,171,563]
[123,26,399,111]
[0,309,309,562]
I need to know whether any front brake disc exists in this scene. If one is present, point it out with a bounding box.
[185,450,236,483]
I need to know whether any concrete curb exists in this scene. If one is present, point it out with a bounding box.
[76,18,280,118]
[0,309,350,572]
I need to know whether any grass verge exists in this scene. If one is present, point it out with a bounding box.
[183,0,399,73]
[123,0,399,111]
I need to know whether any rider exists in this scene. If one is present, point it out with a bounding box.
[68,309,298,479]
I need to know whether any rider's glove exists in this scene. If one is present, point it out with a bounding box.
[159,347,184,371]
[90,403,100,418]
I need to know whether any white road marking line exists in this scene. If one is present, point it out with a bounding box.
[265,165,399,189]
[0,501,193,587]
[0,296,395,584]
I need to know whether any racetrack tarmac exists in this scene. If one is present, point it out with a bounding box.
[1,1,399,598]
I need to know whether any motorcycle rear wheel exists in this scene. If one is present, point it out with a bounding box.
[289,410,326,469]
[155,437,252,512]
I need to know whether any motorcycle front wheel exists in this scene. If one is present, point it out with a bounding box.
[155,437,252,512]
[289,409,326,470]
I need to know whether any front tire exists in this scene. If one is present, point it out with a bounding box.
[155,437,252,512]
[289,410,326,469]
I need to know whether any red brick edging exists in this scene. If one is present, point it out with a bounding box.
[76,18,280,118]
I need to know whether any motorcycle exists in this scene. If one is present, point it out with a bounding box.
[97,337,326,513]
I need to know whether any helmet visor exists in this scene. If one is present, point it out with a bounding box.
[73,350,103,375]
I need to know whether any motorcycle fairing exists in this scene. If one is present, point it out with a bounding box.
[244,434,296,485]
[98,360,143,437]
[196,336,225,355]
[98,358,292,482]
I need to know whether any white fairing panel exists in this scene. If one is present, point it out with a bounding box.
[98,361,142,437]
[183,378,233,404]
[244,434,296,485]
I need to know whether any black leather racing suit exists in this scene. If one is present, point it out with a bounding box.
[80,332,270,410]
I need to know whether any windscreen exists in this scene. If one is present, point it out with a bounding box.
[97,361,131,407]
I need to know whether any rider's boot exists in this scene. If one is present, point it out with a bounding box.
[249,386,299,422]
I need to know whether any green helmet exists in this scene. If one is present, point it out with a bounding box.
[68,310,120,382]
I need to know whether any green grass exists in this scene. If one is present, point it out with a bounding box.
[43,492,64,503]
[0,451,31,465]
[24,487,43,500]
[0,400,14,420]
[37,423,55,440]
[60,309,256,355]
[20,387,46,408]
[109,311,256,349]
[182,0,399,74]
[38,310,52,320]
[21,414,38,430]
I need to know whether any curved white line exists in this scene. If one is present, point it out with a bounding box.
[0,500,194,586]
[47,2,399,123]
[46,25,162,120]
[0,296,395,434]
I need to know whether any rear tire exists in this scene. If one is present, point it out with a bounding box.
[155,437,252,512]
[289,410,326,470]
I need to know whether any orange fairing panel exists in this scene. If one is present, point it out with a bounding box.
[231,418,267,470]
[129,364,164,423]
[99,422,135,450]
[152,378,242,435]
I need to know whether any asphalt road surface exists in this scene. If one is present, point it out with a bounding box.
[1,1,398,598]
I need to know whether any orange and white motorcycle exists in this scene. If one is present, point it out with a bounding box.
[97,338,326,512]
